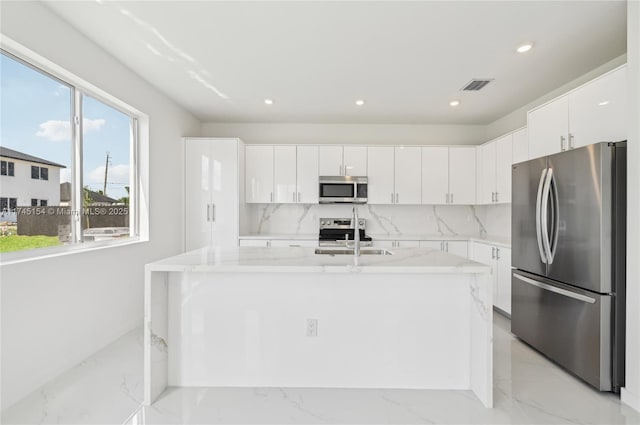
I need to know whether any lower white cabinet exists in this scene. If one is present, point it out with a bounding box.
[471,242,512,314]
[239,239,317,247]
[373,240,420,248]
[419,240,468,258]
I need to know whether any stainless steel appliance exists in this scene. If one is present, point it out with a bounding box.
[318,217,372,247]
[511,141,626,392]
[319,176,368,204]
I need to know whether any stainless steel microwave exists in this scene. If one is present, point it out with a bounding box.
[318,176,368,204]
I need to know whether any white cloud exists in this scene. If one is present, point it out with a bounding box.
[35,118,106,141]
[87,163,130,185]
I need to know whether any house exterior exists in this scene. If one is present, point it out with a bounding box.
[0,146,65,212]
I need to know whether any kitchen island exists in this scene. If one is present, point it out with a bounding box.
[144,247,493,407]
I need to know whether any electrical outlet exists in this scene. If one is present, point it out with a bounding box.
[306,318,318,337]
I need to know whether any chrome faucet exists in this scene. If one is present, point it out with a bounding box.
[347,206,361,261]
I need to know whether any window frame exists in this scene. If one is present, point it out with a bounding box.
[8,161,14,176]
[1,160,6,175]
[0,38,149,264]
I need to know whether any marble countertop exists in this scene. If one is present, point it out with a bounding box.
[147,246,491,274]
[238,233,511,248]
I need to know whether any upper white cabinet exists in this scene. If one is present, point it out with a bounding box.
[511,128,528,164]
[274,146,297,203]
[367,146,395,204]
[319,145,366,176]
[478,135,511,204]
[422,147,476,205]
[528,65,627,159]
[367,146,421,204]
[395,147,421,204]
[421,147,449,204]
[245,145,274,203]
[246,145,318,204]
[448,147,476,205]
[296,146,319,204]
[185,138,241,251]
[569,66,627,149]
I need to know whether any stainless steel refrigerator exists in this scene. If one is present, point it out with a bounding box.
[511,141,626,392]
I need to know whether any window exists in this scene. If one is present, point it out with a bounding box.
[0,160,12,176]
[0,198,7,212]
[1,49,141,256]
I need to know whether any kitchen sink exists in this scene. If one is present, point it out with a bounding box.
[314,248,393,256]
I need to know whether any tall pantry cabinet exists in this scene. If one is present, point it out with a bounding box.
[184,138,243,251]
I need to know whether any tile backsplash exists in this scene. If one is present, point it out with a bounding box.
[241,203,510,240]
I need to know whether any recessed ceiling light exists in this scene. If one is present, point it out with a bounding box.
[264,99,274,105]
[516,43,534,53]
[598,101,610,106]
[449,100,460,107]
[355,99,365,106]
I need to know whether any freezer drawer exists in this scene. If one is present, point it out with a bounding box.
[511,271,613,391]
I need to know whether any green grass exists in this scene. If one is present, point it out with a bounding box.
[0,235,61,253]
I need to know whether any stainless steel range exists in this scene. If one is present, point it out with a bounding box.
[318,217,372,247]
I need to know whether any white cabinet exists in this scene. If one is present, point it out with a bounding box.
[419,240,468,258]
[374,240,420,248]
[528,95,569,159]
[394,147,422,204]
[569,66,627,149]
[367,146,421,205]
[185,138,241,251]
[478,135,511,204]
[247,145,318,204]
[319,146,366,176]
[511,128,528,164]
[367,146,395,204]
[274,146,297,203]
[421,147,449,204]
[448,147,476,205]
[245,145,274,203]
[240,239,318,247]
[471,242,512,314]
[423,147,476,205]
[296,146,319,204]
[528,66,627,159]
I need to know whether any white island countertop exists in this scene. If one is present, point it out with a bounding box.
[147,246,492,274]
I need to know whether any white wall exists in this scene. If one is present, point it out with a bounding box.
[622,0,640,413]
[201,122,486,146]
[0,159,62,206]
[0,2,200,410]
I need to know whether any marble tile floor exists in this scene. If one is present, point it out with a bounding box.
[3,314,639,425]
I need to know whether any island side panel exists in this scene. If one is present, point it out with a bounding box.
[144,268,169,405]
[167,271,474,390]
[469,272,493,408]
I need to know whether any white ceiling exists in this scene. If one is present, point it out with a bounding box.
[42,1,626,125]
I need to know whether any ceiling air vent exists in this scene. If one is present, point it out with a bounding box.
[461,79,494,91]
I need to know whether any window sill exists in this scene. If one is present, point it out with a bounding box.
[0,237,148,266]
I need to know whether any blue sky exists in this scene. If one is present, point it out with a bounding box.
[1,53,131,199]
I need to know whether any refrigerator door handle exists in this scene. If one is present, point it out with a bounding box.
[513,273,596,304]
[548,173,560,263]
[535,168,548,263]
[541,168,554,263]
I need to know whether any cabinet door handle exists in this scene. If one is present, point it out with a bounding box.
[446,242,449,251]
[391,193,394,204]
[445,193,449,204]
[395,193,399,203]
[560,135,567,151]
[270,192,273,203]
[206,204,210,222]
[491,247,496,259]
[298,192,301,203]
[495,192,499,203]
[491,192,495,202]
[450,193,454,204]
[211,203,215,222]
[568,133,574,149]
[496,247,500,260]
